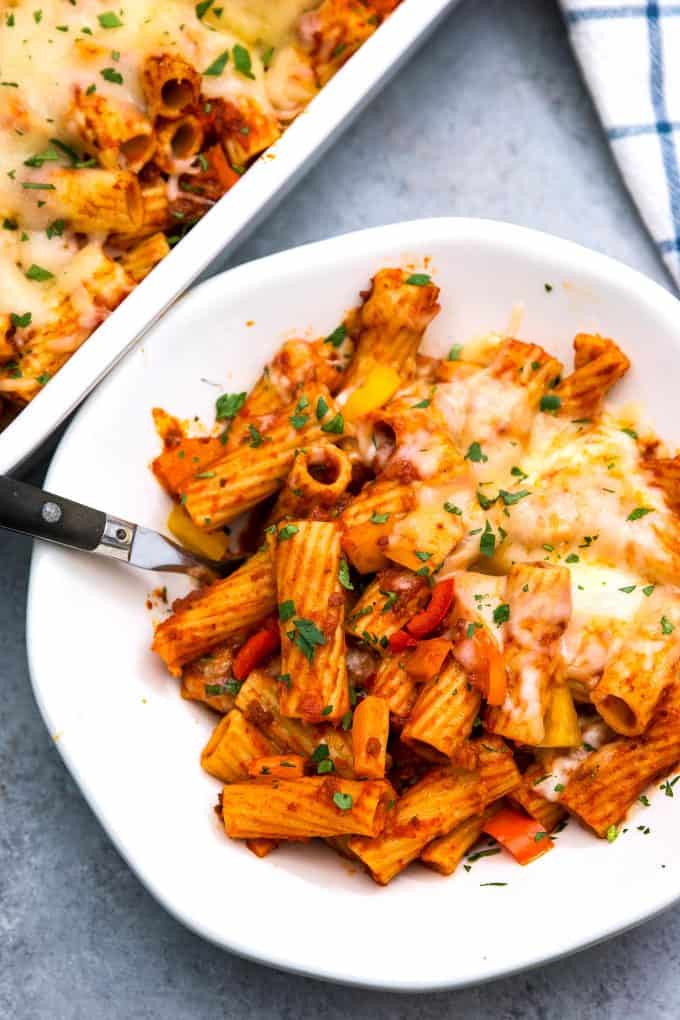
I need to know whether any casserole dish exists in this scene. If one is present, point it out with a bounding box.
[0,0,459,476]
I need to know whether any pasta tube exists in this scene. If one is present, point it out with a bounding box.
[201,709,277,783]
[352,696,389,778]
[221,776,392,839]
[183,388,346,530]
[152,549,276,675]
[401,657,480,759]
[235,670,355,777]
[486,562,571,745]
[275,521,349,723]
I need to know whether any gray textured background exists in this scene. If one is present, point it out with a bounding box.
[2,1,678,1017]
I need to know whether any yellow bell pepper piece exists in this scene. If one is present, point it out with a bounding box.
[167,503,230,561]
[540,684,581,748]
[343,365,401,421]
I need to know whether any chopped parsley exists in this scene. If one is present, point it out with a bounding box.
[203,50,230,76]
[289,412,308,430]
[278,600,296,623]
[499,488,530,505]
[565,554,579,563]
[643,584,656,597]
[661,616,674,635]
[479,520,495,557]
[277,524,299,542]
[332,792,353,811]
[216,391,246,420]
[324,324,346,347]
[606,825,618,843]
[444,502,463,515]
[100,67,123,84]
[248,424,264,447]
[492,603,510,626]
[316,395,329,420]
[232,44,255,79]
[370,511,390,525]
[98,11,123,27]
[288,617,326,661]
[195,0,214,18]
[338,558,354,591]
[46,218,65,239]
[405,273,431,286]
[204,680,241,697]
[10,312,31,328]
[321,413,344,434]
[621,427,638,440]
[447,344,463,361]
[627,507,654,522]
[465,441,488,463]
[380,590,397,613]
[25,264,53,281]
[540,394,561,414]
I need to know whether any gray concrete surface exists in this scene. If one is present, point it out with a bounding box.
[1,1,678,1017]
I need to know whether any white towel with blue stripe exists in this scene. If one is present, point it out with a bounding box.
[560,1,680,285]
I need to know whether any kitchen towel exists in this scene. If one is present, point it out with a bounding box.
[561,1,680,285]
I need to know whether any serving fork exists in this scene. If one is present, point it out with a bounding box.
[0,474,232,579]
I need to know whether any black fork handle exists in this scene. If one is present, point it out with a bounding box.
[0,474,106,551]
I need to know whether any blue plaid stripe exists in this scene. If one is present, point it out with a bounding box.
[562,0,680,282]
[566,4,680,22]
[646,5,680,259]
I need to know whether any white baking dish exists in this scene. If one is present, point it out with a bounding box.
[0,0,460,477]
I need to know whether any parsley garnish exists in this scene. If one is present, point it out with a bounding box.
[288,618,326,662]
[324,324,346,347]
[479,521,495,557]
[278,600,295,622]
[277,524,299,542]
[493,603,510,626]
[499,489,530,505]
[203,50,230,76]
[289,413,308,430]
[444,502,462,515]
[25,264,53,281]
[232,44,255,79]
[215,391,246,420]
[447,344,463,361]
[101,67,123,84]
[627,507,654,522]
[465,441,487,463]
[661,616,674,635]
[321,413,344,434]
[540,394,561,413]
[98,11,123,27]
[369,511,389,525]
[10,312,31,328]
[338,558,353,591]
[405,273,430,286]
[332,792,353,811]
[316,395,329,420]
[248,424,264,447]
[380,590,397,613]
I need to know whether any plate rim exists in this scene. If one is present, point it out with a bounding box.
[26,216,680,991]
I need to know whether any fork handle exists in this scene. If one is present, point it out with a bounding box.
[0,474,107,551]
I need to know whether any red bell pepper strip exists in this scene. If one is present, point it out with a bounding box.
[406,579,455,638]
[483,806,554,865]
[388,629,418,653]
[233,615,280,681]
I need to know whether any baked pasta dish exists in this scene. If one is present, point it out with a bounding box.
[150,266,680,884]
[0,0,401,428]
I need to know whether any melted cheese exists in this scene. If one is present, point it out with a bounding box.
[0,0,316,386]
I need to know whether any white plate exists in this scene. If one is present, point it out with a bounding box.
[27,219,680,991]
[0,0,459,477]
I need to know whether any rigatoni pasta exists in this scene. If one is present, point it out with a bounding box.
[148,264,680,884]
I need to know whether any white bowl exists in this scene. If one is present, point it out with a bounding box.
[27,218,680,991]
